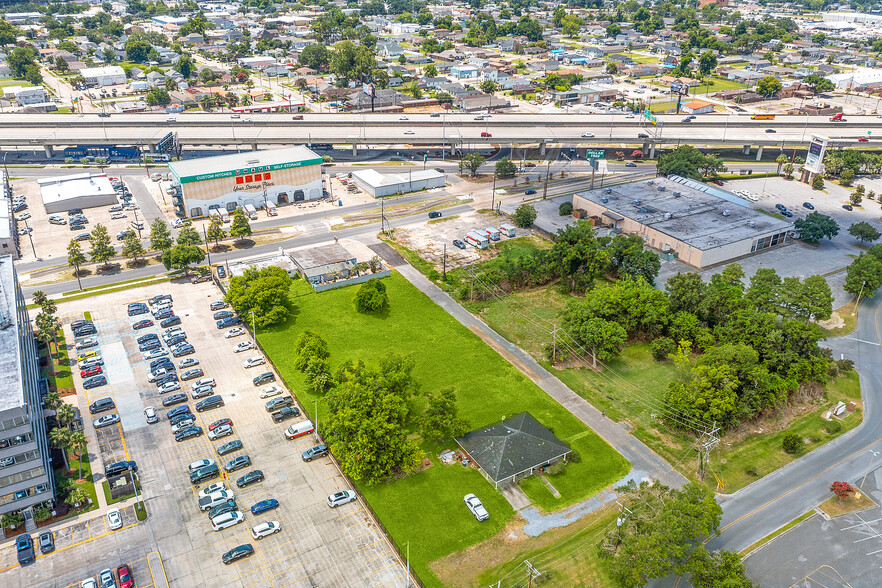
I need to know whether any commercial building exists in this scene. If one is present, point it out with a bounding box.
[680,100,716,114]
[168,147,323,218]
[2,86,49,106]
[350,169,446,198]
[290,243,390,292]
[80,66,126,87]
[38,173,118,214]
[0,255,55,518]
[571,176,793,268]
[0,172,18,260]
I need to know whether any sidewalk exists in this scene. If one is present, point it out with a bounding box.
[373,244,686,488]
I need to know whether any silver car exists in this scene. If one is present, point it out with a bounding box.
[464,493,489,521]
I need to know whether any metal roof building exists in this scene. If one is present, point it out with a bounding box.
[455,413,571,488]
[37,173,117,214]
[350,169,446,198]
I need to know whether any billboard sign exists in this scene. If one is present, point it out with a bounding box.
[586,149,605,159]
[805,134,828,174]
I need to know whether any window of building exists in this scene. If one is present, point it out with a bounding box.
[751,232,788,253]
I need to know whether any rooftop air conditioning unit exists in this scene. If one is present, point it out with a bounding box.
[657,185,666,191]
[673,191,681,197]
[601,197,609,203]
[664,213,672,219]
[722,210,731,216]
[633,199,641,205]
[246,159,259,164]
[747,220,755,227]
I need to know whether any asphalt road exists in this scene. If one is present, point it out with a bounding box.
[706,293,882,553]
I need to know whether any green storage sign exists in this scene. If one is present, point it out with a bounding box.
[586,150,605,159]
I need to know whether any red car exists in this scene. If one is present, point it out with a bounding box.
[133,319,153,330]
[292,115,304,120]
[117,563,134,588]
[481,131,492,137]
[859,137,869,142]
[208,418,233,431]
[80,366,103,378]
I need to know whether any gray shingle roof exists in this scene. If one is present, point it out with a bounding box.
[455,413,570,483]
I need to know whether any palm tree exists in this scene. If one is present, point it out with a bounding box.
[165,77,177,91]
[69,430,87,479]
[44,391,63,412]
[56,404,75,429]
[66,487,88,509]
[241,94,252,107]
[199,94,214,111]
[227,93,239,109]
[49,427,71,471]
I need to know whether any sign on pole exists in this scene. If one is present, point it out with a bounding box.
[586,149,605,159]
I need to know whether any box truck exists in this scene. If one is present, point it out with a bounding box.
[499,224,516,237]
[465,231,489,249]
[244,204,258,220]
[484,227,500,241]
[266,201,278,216]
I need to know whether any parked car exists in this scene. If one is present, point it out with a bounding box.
[158,381,181,394]
[803,202,815,210]
[327,490,357,508]
[197,482,226,499]
[104,460,137,477]
[272,406,300,423]
[191,385,214,399]
[213,310,234,321]
[234,341,254,353]
[253,372,275,386]
[98,569,114,588]
[160,315,181,328]
[302,444,329,462]
[208,424,233,440]
[226,327,246,338]
[162,393,187,406]
[251,521,282,540]
[225,455,252,472]
[208,499,238,519]
[178,357,199,369]
[116,563,134,588]
[176,426,203,442]
[217,317,241,329]
[259,385,283,399]
[209,418,233,431]
[144,406,159,424]
[16,533,34,565]
[93,413,119,429]
[81,365,103,378]
[464,493,489,521]
[196,395,225,412]
[250,498,279,515]
[216,265,227,278]
[210,301,228,311]
[192,377,216,389]
[107,508,123,530]
[452,239,466,250]
[843,204,854,211]
[170,419,195,434]
[265,396,294,412]
[236,470,264,488]
[189,463,218,484]
[181,368,204,381]
[243,356,266,369]
[218,439,244,456]
[172,343,195,357]
[167,405,192,420]
[222,544,254,565]
[38,531,54,554]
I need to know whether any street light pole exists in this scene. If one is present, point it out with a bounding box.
[860,448,880,490]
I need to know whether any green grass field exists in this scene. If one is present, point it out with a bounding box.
[257,273,629,586]
[56,447,98,519]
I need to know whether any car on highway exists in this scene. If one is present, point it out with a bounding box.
[218,439,243,456]
[251,521,282,540]
[250,499,279,515]
[38,530,54,554]
[803,202,815,210]
[481,131,492,137]
[107,508,122,530]
[292,115,303,120]
[765,128,776,133]
[428,211,442,219]
[236,470,264,488]
[162,393,187,407]
[16,534,34,565]
[524,189,536,195]
[403,129,414,134]
[222,544,254,565]
[234,341,254,353]
[98,112,110,118]
[176,426,203,442]
[581,132,595,137]
[452,239,466,250]
[637,133,649,138]
[93,413,119,429]
[327,490,357,508]
[464,493,489,521]
[399,116,408,120]
[226,327,246,338]
[859,137,869,142]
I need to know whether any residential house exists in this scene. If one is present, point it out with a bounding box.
[180,32,204,44]
[526,60,559,73]
[146,71,167,88]
[264,64,293,77]
[420,76,448,89]
[608,53,634,64]
[377,41,405,58]
[481,68,512,83]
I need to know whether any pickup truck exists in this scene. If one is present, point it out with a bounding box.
[265,396,294,412]
[271,406,301,423]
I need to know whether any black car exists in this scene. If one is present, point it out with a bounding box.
[16,534,34,566]
[189,462,217,484]
[213,310,234,321]
[803,202,815,210]
[160,315,181,328]
[196,395,224,412]
[224,455,251,472]
[69,224,85,231]
[172,343,195,357]
[235,470,264,488]
[216,265,227,278]
[83,375,107,389]
[162,393,188,407]
[208,499,238,519]
[272,406,300,423]
[127,306,148,317]
[216,317,241,329]
[139,340,162,352]
[89,398,115,414]
[253,372,275,387]
[176,425,204,442]
[71,319,92,330]
[150,294,172,305]
[781,210,793,218]
[137,333,159,345]
[166,334,187,347]
[302,444,329,462]
[67,208,83,216]
[637,133,649,138]
[155,374,179,387]
[98,112,110,117]
[452,239,466,250]
[775,203,787,212]
[169,412,195,426]
[843,204,854,211]
[150,358,174,371]
[222,544,254,565]
[38,531,54,554]
[217,439,243,456]
[428,211,442,219]
[167,405,191,419]
[105,460,138,477]
[153,308,174,320]
[74,325,97,337]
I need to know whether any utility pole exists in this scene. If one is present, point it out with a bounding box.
[542,159,551,199]
[697,422,720,481]
[442,243,446,281]
[490,172,497,212]
[525,557,540,588]
[380,197,385,234]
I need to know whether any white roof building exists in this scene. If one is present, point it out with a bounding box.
[38,173,118,213]
[81,65,126,87]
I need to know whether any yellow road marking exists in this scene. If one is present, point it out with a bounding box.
[356,538,384,552]
[349,529,377,542]
[369,561,398,576]
[376,573,407,587]
[275,573,313,588]
[336,508,364,521]
[362,549,391,564]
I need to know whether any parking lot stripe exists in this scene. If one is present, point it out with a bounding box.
[356,538,384,552]
[274,572,314,588]
[336,508,364,521]
[362,549,391,564]
[376,572,407,587]
[115,421,131,461]
[349,529,377,542]
[369,561,398,576]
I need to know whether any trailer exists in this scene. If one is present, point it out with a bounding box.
[465,231,489,249]
[499,224,516,237]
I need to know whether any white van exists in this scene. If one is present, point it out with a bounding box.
[210,510,244,531]
[199,490,234,512]
[285,420,314,440]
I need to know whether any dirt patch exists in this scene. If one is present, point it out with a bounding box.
[818,312,845,330]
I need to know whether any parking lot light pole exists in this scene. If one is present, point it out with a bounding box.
[861,448,880,490]
[249,310,255,336]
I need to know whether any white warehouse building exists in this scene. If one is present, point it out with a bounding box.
[81,66,126,87]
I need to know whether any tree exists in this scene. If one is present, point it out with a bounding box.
[294,330,329,372]
[67,239,87,289]
[87,224,115,267]
[495,157,516,179]
[513,203,537,228]
[69,430,87,479]
[199,94,214,111]
[419,388,468,441]
[424,63,437,77]
[606,23,621,37]
[174,53,195,78]
[844,254,882,295]
[329,40,376,82]
[480,79,498,94]
[783,162,794,179]
[598,481,723,587]
[179,12,211,36]
[299,44,331,71]
[229,207,253,242]
[55,55,69,73]
[206,216,226,247]
[458,152,485,177]
[7,47,37,78]
[124,37,152,62]
[697,51,718,76]
[573,317,627,367]
[657,145,726,180]
[561,14,583,38]
[812,174,824,190]
[176,226,202,247]
[782,432,802,453]
[688,548,758,588]
[122,231,145,263]
[325,356,423,483]
[794,212,839,242]
[775,153,788,174]
[146,87,171,106]
[225,266,293,328]
[756,76,782,97]
[830,481,854,501]
[149,218,173,251]
[161,244,204,274]
[35,311,61,363]
[666,272,706,315]
[354,278,388,312]
[840,168,856,187]
[804,73,834,94]
[66,487,89,509]
[849,222,881,244]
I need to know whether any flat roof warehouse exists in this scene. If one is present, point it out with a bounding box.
[168,146,323,184]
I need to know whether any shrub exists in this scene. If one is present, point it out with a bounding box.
[545,461,566,475]
[513,203,537,228]
[744,464,759,476]
[567,449,581,463]
[558,201,573,216]
[825,419,842,434]
[782,432,803,454]
[34,507,51,522]
[354,278,388,312]
[812,175,824,190]
[651,337,676,361]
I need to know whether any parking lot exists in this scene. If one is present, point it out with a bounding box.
[23,279,409,587]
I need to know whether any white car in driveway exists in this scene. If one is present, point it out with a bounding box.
[243,356,265,369]
[107,508,122,530]
[225,327,245,338]
[464,493,489,521]
[259,385,283,399]
[233,341,254,353]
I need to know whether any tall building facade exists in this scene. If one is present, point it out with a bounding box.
[0,255,54,519]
